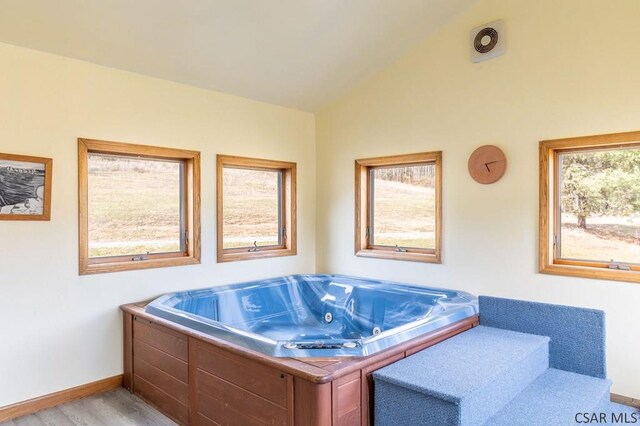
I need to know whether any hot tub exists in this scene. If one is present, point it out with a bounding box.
[145,274,478,357]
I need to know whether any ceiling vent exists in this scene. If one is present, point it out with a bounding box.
[470,20,505,63]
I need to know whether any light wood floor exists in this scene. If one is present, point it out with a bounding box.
[1,389,177,426]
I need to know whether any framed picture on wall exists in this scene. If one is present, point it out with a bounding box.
[0,153,52,221]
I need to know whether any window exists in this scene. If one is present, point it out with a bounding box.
[78,139,201,275]
[355,152,442,263]
[540,131,640,283]
[217,155,296,262]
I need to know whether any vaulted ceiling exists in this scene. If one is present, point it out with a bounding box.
[0,0,474,111]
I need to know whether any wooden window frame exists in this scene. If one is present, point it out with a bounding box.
[539,130,640,283]
[355,151,442,263]
[217,155,297,263]
[78,138,201,275]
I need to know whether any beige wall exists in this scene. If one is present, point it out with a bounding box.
[2,0,640,408]
[0,42,316,407]
[316,0,640,396]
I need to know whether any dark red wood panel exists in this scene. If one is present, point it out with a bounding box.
[134,318,188,361]
[134,356,189,405]
[294,377,332,426]
[194,412,221,426]
[196,369,286,425]
[133,339,188,383]
[123,312,133,392]
[195,341,287,407]
[122,303,478,426]
[332,372,361,426]
[197,391,265,426]
[134,374,188,425]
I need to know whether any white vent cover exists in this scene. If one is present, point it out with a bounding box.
[470,20,505,63]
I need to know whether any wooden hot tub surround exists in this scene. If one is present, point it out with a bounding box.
[121,302,479,426]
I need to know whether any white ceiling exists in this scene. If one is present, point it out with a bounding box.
[0,0,473,111]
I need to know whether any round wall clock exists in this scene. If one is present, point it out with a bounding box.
[468,145,507,184]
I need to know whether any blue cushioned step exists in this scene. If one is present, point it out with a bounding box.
[479,296,606,378]
[486,368,612,425]
[373,326,550,426]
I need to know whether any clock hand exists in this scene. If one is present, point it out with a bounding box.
[484,161,498,172]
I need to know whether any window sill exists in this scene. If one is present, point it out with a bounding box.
[355,249,441,264]
[80,256,200,275]
[540,263,640,284]
[217,248,297,263]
